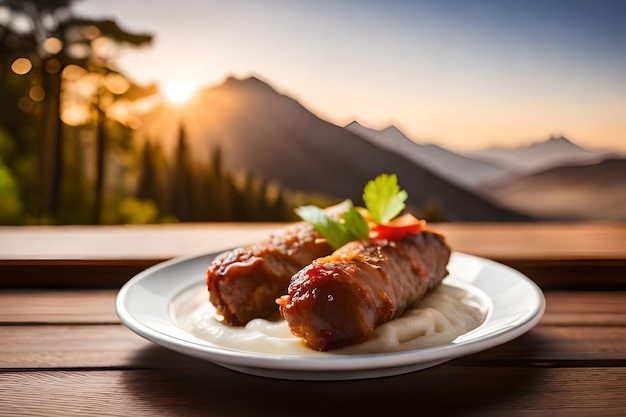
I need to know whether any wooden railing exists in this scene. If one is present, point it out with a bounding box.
[1,222,624,289]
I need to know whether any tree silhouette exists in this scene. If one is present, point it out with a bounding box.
[136,141,158,202]
[0,3,47,218]
[206,145,235,221]
[2,1,325,225]
[171,124,195,221]
[1,0,152,223]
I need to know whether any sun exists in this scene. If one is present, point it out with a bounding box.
[163,81,195,104]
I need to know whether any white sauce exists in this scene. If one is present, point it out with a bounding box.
[171,281,489,355]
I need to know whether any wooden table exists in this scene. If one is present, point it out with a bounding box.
[1,223,625,416]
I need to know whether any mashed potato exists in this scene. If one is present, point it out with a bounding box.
[171,280,489,356]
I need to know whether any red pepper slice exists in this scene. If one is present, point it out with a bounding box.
[369,213,425,241]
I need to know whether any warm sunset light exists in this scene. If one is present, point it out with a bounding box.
[74,0,626,153]
[163,82,194,104]
[2,0,625,229]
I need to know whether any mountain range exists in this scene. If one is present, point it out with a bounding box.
[465,136,620,175]
[139,76,625,222]
[481,158,626,221]
[348,125,626,221]
[345,121,513,190]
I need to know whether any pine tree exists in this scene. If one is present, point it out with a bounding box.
[171,124,194,221]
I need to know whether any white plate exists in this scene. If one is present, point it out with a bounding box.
[116,251,545,380]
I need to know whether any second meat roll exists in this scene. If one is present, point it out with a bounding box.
[277,230,452,351]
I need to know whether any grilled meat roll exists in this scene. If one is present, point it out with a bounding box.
[277,230,451,351]
[206,222,333,325]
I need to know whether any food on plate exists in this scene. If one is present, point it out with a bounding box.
[206,203,348,325]
[276,230,451,351]
[275,173,452,350]
[205,222,331,325]
[175,279,487,356]
[207,173,456,352]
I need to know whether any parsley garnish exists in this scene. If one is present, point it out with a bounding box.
[295,174,409,250]
[362,173,407,224]
[295,205,351,250]
[341,200,370,241]
[295,200,368,250]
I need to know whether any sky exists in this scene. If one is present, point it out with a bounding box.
[74,0,626,151]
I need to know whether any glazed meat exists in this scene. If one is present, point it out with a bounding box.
[206,222,333,325]
[277,231,451,351]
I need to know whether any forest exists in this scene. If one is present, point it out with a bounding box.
[0,0,299,225]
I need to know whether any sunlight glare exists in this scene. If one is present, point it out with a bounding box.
[163,82,195,104]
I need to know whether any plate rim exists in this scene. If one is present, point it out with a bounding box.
[116,250,545,375]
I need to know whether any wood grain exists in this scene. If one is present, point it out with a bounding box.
[1,223,625,416]
[2,223,625,288]
[0,290,118,323]
[0,223,626,290]
[2,223,625,261]
[2,290,626,325]
[1,321,625,370]
[0,325,152,369]
[1,290,625,371]
[0,223,280,261]
[435,222,626,261]
[542,291,626,325]
[1,367,625,417]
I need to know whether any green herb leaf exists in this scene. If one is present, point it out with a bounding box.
[295,205,352,250]
[295,174,409,249]
[295,201,369,250]
[362,173,408,224]
[341,200,370,241]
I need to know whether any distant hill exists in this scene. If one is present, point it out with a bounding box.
[481,158,626,221]
[345,121,514,190]
[139,76,530,222]
[466,136,617,174]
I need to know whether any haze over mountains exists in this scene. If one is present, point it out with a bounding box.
[466,136,620,175]
[345,120,626,221]
[141,76,625,222]
[345,121,513,190]
[482,158,626,221]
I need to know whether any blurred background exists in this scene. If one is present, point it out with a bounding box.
[1,0,624,225]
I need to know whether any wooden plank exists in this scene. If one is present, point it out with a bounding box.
[463,326,626,365]
[0,367,625,417]
[2,290,625,325]
[0,263,152,289]
[0,223,280,261]
[541,291,626,326]
[0,325,152,369]
[546,292,626,312]
[1,323,626,370]
[435,222,626,261]
[0,290,118,324]
[501,259,626,290]
[2,223,625,289]
[1,223,625,262]
[3,258,625,289]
